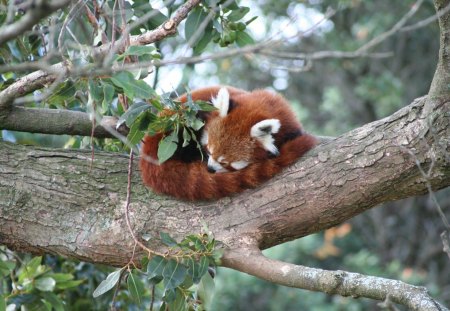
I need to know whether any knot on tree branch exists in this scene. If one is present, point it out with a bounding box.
[163,20,176,31]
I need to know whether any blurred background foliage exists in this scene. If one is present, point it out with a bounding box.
[1,0,449,310]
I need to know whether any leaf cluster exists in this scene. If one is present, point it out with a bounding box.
[93,232,222,311]
[118,87,216,163]
[0,254,83,311]
[185,0,257,53]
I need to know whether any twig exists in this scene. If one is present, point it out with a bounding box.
[356,0,424,53]
[150,284,155,311]
[0,0,72,46]
[58,0,84,54]
[222,248,449,311]
[400,1,450,32]
[124,150,164,257]
[109,269,126,311]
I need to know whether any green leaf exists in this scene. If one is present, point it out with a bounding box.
[160,232,178,247]
[245,16,258,25]
[196,256,209,283]
[227,6,250,21]
[23,300,49,311]
[102,82,115,112]
[185,7,209,46]
[0,295,5,311]
[7,294,38,307]
[167,288,187,311]
[110,71,156,100]
[46,80,76,104]
[54,279,84,290]
[92,269,122,298]
[222,0,239,10]
[125,122,143,145]
[149,98,163,111]
[211,249,224,265]
[190,118,204,131]
[20,257,42,282]
[40,292,64,311]
[134,79,157,99]
[121,45,156,57]
[47,273,73,283]
[127,111,155,145]
[196,100,217,112]
[147,255,166,282]
[182,127,191,147]
[186,256,209,284]
[35,277,56,292]
[162,259,187,291]
[157,131,179,163]
[197,273,215,309]
[236,30,255,47]
[193,22,214,54]
[118,101,151,127]
[127,271,145,305]
[0,260,15,277]
[88,79,103,103]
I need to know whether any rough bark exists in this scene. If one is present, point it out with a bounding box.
[0,0,450,309]
[1,95,449,265]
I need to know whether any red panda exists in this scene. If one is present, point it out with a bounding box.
[140,86,317,201]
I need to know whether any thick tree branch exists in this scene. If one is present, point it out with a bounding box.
[0,106,128,138]
[222,248,448,311]
[0,1,449,309]
[0,95,449,260]
[0,95,448,309]
[0,0,72,46]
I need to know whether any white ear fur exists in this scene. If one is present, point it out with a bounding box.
[212,87,230,117]
[201,130,208,145]
[250,119,281,155]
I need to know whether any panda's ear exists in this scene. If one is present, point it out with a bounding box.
[250,119,281,156]
[212,87,229,117]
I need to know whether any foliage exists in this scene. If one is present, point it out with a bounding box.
[0,250,83,311]
[116,85,216,163]
[91,231,222,311]
[1,0,449,310]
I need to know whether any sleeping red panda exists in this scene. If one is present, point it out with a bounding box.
[140,86,317,201]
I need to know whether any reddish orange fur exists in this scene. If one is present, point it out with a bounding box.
[140,86,317,200]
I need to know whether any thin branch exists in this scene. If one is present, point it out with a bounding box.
[0,0,202,112]
[0,62,67,113]
[124,150,164,257]
[222,248,449,311]
[400,1,450,32]
[57,0,85,54]
[356,0,424,53]
[0,0,73,46]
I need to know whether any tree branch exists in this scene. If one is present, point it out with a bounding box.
[0,0,72,46]
[0,106,128,138]
[0,95,448,261]
[0,94,448,309]
[428,0,450,99]
[221,248,448,311]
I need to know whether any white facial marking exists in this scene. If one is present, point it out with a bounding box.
[212,87,230,117]
[207,157,228,172]
[231,160,249,170]
[217,156,225,162]
[250,119,281,155]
